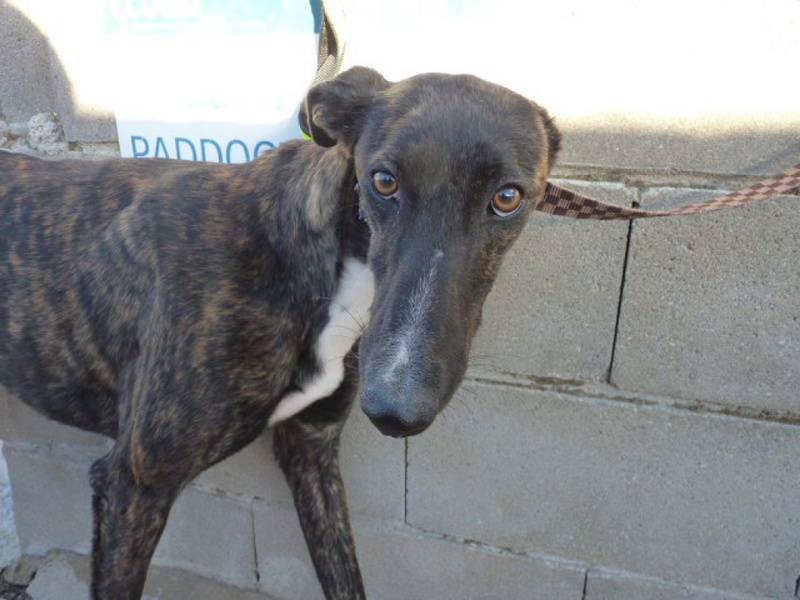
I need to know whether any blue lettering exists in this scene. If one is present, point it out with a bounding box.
[154,136,170,158]
[201,139,223,163]
[253,140,275,157]
[131,135,150,158]
[226,139,250,163]
[129,136,281,163]
[175,137,197,161]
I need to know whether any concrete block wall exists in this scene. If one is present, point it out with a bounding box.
[2,1,799,599]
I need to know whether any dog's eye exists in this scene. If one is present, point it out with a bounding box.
[490,186,523,216]
[371,171,399,198]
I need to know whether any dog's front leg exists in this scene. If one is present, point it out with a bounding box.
[273,357,365,600]
[89,451,178,600]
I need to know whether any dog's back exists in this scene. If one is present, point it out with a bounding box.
[0,148,345,437]
[1,153,144,431]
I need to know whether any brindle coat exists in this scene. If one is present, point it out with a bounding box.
[0,67,560,599]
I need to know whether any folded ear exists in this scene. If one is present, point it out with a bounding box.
[302,66,391,150]
[537,106,562,171]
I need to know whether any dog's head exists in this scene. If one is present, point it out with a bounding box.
[305,67,560,437]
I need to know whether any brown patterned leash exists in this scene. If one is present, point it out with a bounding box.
[538,163,800,220]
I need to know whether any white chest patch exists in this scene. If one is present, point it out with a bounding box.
[268,258,375,426]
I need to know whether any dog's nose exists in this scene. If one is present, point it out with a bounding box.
[369,412,431,438]
[361,386,434,438]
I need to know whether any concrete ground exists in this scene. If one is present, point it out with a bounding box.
[1,551,279,600]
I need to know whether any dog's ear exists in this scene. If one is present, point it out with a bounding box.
[537,106,562,170]
[302,66,391,149]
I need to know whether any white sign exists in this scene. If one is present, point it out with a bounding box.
[107,0,320,162]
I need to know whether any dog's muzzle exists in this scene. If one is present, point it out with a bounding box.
[361,381,437,437]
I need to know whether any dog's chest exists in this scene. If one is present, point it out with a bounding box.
[268,258,374,425]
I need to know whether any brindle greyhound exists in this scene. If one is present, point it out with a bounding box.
[0,67,560,599]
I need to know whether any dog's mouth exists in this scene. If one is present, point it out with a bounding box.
[368,412,432,438]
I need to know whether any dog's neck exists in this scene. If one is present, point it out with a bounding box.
[265,143,373,426]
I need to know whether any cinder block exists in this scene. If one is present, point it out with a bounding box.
[407,382,800,599]
[0,442,21,568]
[4,441,259,589]
[193,433,288,504]
[197,406,406,522]
[337,406,406,521]
[470,181,631,382]
[0,368,401,528]
[253,501,586,600]
[0,386,110,448]
[0,2,55,124]
[585,568,774,600]
[557,125,800,178]
[154,485,257,589]
[612,191,800,411]
[3,444,95,556]
[0,1,115,142]
[49,77,117,143]
[354,521,586,600]
[252,500,324,600]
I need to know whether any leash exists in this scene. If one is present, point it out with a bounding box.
[299,0,347,138]
[538,163,800,220]
[311,0,347,88]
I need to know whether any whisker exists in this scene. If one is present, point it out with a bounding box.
[451,387,478,422]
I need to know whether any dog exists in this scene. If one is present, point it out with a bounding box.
[0,66,560,599]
